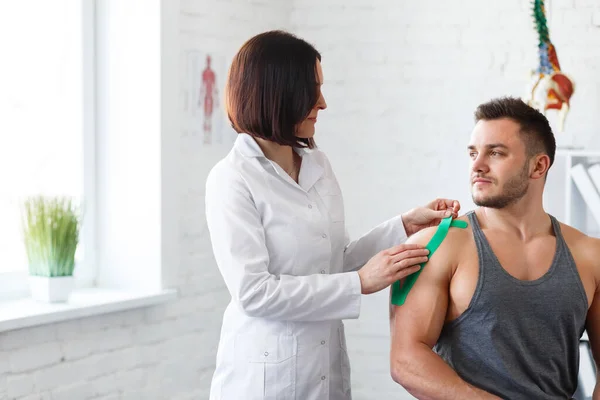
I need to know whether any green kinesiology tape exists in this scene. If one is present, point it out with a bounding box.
[390,216,468,306]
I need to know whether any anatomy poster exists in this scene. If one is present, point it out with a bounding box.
[181,49,236,146]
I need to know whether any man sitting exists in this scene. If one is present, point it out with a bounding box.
[390,97,599,400]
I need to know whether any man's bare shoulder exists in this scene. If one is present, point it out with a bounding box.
[405,214,473,268]
[560,222,600,268]
[390,216,474,344]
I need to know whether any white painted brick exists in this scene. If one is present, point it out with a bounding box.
[50,382,96,400]
[196,289,230,313]
[120,388,162,400]
[0,375,6,400]
[164,367,202,396]
[87,327,133,353]
[133,319,179,344]
[153,296,199,319]
[53,320,81,341]
[0,352,9,375]
[33,359,90,392]
[138,344,161,365]
[145,365,181,396]
[77,310,144,334]
[179,274,226,296]
[60,337,95,361]
[113,346,143,371]
[6,373,35,398]
[574,0,598,9]
[88,373,117,398]
[158,332,216,363]
[195,352,218,371]
[197,368,217,392]
[84,348,140,379]
[112,309,146,327]
[169,314,204,336]
[0,325,56,351]
[145,361,176,386]
[89,395,120,400]
[16,393,52,400]
[9,342,62,373]
[114,367,147,392]
[173,389,208,400]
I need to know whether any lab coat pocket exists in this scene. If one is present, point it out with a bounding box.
[232,334,298,400]
[322,194,345,223]
[314,176,342,196]
[338,325,352,395]
[314,179,345,223]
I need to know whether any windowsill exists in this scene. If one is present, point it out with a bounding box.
[0,287,178,333]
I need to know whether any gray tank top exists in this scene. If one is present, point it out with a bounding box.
[434,211,588,399]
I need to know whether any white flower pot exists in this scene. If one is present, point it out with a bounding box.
[29,276,74,303]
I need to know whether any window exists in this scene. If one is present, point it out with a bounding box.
[0,1,178,330]
[0,1,95,291]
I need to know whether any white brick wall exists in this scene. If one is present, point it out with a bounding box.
[1,1,599,399]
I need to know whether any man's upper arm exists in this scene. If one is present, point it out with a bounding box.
[390,227,454,351]
[578,236,600,374]
[586,283,600,371]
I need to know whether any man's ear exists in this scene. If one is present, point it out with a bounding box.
[531,154,551,180]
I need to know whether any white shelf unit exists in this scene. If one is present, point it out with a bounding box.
[545,149,600,399]
[545,149,600,237]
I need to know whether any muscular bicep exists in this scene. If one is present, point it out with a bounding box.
[391,229,453,351]
[586,286,600,370]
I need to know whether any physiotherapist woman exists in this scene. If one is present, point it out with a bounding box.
[205,30,460,400]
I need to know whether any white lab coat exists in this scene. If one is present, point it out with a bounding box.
[205,133,407,400]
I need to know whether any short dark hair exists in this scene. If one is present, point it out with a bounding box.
[226,30,321,148]
[474,97,556,167]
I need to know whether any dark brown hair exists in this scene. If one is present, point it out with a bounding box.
[474,97,556,167]
[226,30,321,148]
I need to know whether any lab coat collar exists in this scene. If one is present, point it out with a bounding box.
[234,132,312,158]
[234,133,323,192]
[234,133,266,158]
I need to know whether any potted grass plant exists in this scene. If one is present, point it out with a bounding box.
[21,195,82,302]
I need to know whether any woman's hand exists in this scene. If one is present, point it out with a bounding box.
[357,244,429,294]
[401,198,461,237]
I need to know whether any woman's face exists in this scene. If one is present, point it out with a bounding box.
[295,59,327,139]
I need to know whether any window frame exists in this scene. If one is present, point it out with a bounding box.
[0,0,98,300]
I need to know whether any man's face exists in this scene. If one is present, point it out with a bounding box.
[468,118,531,209]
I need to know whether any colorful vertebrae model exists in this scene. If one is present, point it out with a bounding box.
[525,0,575,132]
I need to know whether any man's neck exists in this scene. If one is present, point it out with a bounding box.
[475,196,552,241]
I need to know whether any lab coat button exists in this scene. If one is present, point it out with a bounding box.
[321,376,326,380]
[320,270,326,274]
[321,340,326,345]
[321,233,327,238]
[264,352,269,357]
[308,204,313,209]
